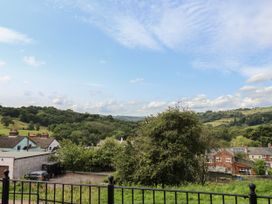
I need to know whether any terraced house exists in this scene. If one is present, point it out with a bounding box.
[208,145,272,175]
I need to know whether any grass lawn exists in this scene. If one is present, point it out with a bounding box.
[5,179,272,204]
[0,116,50,136]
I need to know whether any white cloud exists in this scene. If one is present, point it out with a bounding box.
[213,1,272,51]
[240,86,257,92]
[0,60,6,68]
[142,101,167,110]
[112,16,160,49]
[51,96,72,106]
[247,73,272,83]
[0,75,11,83]
[23,56,45,67]
[1,84,272,115]
[129,78,144,84]
[0,26,31,44]
[240,66,272,83]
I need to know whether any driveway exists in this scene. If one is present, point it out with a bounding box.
[48,172,112,184]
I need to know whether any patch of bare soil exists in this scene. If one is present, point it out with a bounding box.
[48,172,112,184]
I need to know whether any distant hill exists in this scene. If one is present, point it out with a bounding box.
[114,115,144,122]
[1,105,272,147]
[198,106,272,147]
[198,106,272,127]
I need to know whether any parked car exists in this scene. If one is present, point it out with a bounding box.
[24,171,50,181]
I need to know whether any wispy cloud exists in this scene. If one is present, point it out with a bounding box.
[238,65,272,83]
[0,26,31,44]
[129,78,144,84]
[51,0,272,83]
[23,56,45,67]
[0,75,11,83]
[51,1,272,52]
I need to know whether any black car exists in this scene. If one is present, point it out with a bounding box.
[24,171,50,181]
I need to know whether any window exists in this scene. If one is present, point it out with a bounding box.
[225,158,232,163]
[216,157,221,162]
[17,145,21,151]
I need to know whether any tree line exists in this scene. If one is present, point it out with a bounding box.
[56,108,211,186]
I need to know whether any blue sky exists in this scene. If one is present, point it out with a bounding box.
[0,0,272,116]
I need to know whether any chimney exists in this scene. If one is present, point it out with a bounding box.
[41,133,49,138]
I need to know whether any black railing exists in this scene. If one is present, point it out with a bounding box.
[1,170,272,204]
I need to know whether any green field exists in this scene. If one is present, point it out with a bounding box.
[0,116,50,136]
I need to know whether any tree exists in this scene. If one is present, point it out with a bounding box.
[92,137,123,171]
[253,160,267,175]
[28,121,35,130]
[1,116,14,127]
[35,123,40,131]
[115,108,209,185]
[248,125,272,146]
[56,140,94,171]
[230,136,260,147]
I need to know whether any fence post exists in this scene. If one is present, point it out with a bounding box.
[249,183,257,204]
[108,176,114,204]
[2,170,10,204]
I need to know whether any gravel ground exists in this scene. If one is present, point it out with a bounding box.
[48,172,112,184]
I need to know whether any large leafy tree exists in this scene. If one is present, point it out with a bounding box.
[1,116,14,127]
[116,108,209,185]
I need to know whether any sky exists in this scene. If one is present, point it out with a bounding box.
[0,0,272,116]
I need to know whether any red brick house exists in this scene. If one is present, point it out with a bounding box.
[207,149,253,175]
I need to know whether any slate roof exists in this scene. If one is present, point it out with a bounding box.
[0,151,51,159]
[0,136,25,148]
[227,147,272,156]
[29,137,55,149]
[248,147,272,156]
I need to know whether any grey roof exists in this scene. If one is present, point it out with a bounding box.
[248,147,272,156]
[0,136,25,148]
[0,151,51,159]
[227,147,272,156]
[228,147,245,154]
[29,137,55,149]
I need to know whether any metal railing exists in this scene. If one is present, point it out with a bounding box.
[1,170,272,204]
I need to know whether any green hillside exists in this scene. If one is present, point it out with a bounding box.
[1,105,272,147]
[0,106,139,145]
[0,115,49,136]
[199,106,272,127]
[199,106,272,147]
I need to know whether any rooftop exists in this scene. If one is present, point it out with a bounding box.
[0,151,51,159]
[29,137,55,149]
[0,136,25,148]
